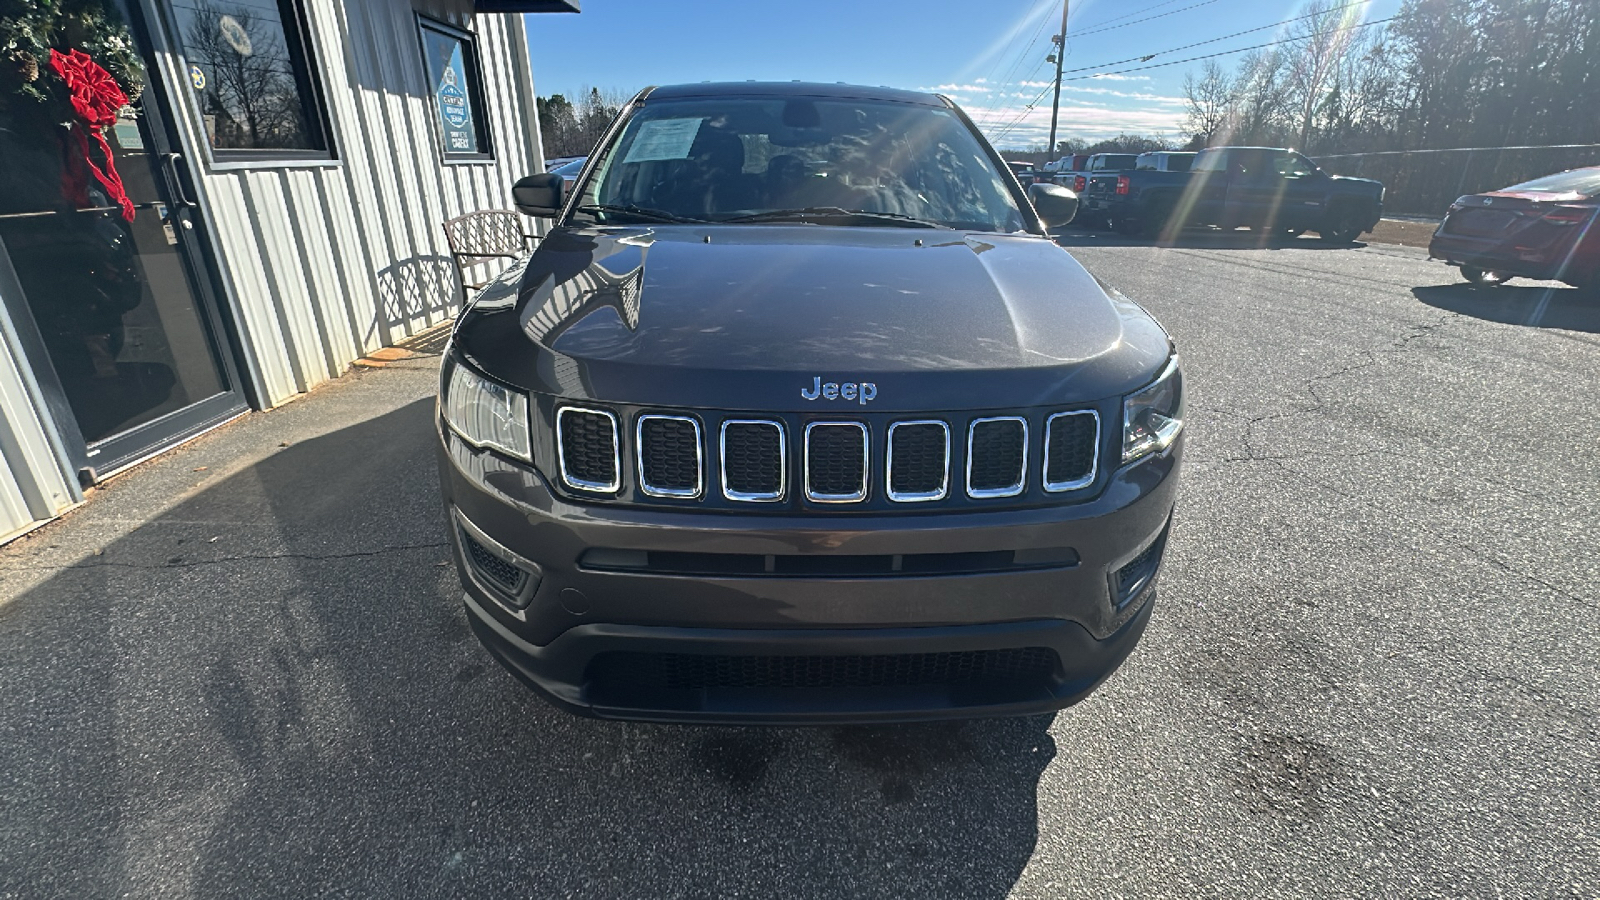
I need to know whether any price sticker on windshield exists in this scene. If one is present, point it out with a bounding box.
[622,118,703,163]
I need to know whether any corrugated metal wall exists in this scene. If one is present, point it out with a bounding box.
[0,253,80,541]
[151,0,545,407]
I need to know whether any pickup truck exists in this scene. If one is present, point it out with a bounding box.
[1102,146,1384,242]
[1074,153,1141,228]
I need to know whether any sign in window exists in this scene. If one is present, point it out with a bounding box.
[419,19,491,160]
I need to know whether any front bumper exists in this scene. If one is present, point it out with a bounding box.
[439,424,1181,723]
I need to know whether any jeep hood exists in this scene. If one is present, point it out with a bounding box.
[452,225,1172,412]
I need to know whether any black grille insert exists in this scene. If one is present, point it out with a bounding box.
[638,415,701,497]
[967,418,1026,496]
[460,528,527,598]
[590,647,1059,691]
[558,407,619,491]
[888,421,948,501]
[1114,524,1169,608]
[1045,411,1098,491]
[721,420,785,500]
[805,422,868,502]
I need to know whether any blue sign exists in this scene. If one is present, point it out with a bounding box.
[435,43,476,153]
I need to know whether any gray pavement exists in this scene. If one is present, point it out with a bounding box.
[1,232,1596,898]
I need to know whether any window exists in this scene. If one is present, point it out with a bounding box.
[417,18,492,160]
[1272,153,1318,178]
[170,0,333,158]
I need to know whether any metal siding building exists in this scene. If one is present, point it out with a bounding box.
[0,0,573,542]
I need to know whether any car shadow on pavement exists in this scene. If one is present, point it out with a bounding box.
[0,399,1056,899]
[1052,227,1363,251]
[1412,283,1600,334]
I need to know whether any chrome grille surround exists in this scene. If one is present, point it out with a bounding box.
[636,414,703,499]
[556,406,621,493]
[886,420,950,503]
[719,419,787,502]
[1042,410,1100,492]
[966,416,1028,499]
[804,421,869,503]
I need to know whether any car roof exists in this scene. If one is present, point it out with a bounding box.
[643,81,947,107]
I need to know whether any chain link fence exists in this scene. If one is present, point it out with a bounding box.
[1313,144,1600,217]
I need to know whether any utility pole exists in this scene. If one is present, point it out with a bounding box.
[1046,0,1069,157]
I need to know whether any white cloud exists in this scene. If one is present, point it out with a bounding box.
[965,101,1185,149]
[1088,73,1153,82]
[1062,85,1185,105]
[918,83,993,94]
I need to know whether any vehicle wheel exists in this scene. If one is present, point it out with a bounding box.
[1317,208,1364,244]
[1461,266,1513,286]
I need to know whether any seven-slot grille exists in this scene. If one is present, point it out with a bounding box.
[967,417,1027,498]
[557,407,620,492]
[805,423,869,502]
[721,420,786,501]
[636,415,702,498]
[558,407,1103,505]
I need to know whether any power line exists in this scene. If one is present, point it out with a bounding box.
[1066,0,1222,39]
[1060,15,1396,82]
[971,0,1052,104]
[988,80,1056,144]
[971,3,1055,117]
[1059,0,1374,76]
[986,11,1396,146]
[1071,0,1199,31]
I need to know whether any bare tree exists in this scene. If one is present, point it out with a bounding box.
[1182,60,1238,147]
[183,2,308,148]
[1233,50,1291,145]
[1281,0,1365,150]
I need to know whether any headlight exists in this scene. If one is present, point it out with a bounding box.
[1122,356,1184,463]
[443,361,532,462]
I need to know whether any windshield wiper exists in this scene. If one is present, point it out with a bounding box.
[722,207,949,228]
[574,204,710,224]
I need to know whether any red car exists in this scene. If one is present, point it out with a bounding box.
[1430,166,1600,291]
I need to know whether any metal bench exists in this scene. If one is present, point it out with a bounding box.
[442,209,534,291]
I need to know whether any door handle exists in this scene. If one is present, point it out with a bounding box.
[162,152,199,209]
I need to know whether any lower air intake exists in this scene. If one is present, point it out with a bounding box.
[589,647,1060,691]
[459,527,527,597]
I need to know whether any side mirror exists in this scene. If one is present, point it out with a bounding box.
[1028,182,1079,228]
[512,172,563,217]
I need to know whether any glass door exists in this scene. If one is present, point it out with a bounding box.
[0,0,245,481]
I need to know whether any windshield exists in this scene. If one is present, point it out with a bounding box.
[1502,168,1600,197]
[572,95,1027,232]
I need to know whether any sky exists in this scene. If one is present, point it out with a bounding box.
[522,0,1404,151]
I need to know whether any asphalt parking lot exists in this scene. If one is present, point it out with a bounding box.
[1,233,1596,898]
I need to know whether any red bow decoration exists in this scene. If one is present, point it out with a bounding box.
[49,48,135,222]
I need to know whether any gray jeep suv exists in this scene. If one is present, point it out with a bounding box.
[437,82,1184,723]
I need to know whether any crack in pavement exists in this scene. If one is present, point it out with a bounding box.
[1228,312,1462,463]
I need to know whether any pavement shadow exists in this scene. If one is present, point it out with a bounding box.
[1412,283,1600,334]
[0,399,1055,898]
[1052,226,1363,252]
